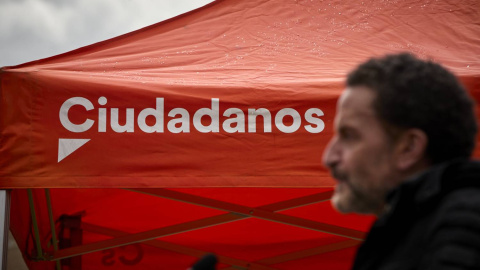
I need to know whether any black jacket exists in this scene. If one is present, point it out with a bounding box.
[352,160,480,270]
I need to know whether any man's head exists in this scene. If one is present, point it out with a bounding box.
[322,53,477,215]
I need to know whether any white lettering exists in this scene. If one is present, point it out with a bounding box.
[248,108,272,133]
[168,108,190,133]
[60,97,94,133]
[193,98,219,133]
[138,98,164,133]
[275,108,301,133]
[59,97,326,135]
[99,108,107,132]
[304,108,325,133]
[223,108,245,133]
[98,97,107,132]
[111,108,135,132]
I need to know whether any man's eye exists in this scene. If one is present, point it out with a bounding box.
[340,130,357,141]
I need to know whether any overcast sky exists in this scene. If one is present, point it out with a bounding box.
[0,0,214,67]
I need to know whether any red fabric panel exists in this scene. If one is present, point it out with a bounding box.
[1,0,479,188]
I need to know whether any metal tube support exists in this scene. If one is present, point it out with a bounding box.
[27,189,44,261]
[45,189,61,270]
[0,190,11,270]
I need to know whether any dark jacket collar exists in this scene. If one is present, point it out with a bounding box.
[378,159,480,225]
[387,159,480,205]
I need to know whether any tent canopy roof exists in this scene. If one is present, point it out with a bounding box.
[8,0,480,84]
[1,0,479,189]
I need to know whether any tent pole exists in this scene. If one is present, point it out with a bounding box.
[27,189,45,261]
[45,189,61,270]
[129,188,365,240]
[0,190,11,270]
[51,213,244,261]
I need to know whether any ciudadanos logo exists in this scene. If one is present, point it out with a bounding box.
[58,97,325,162]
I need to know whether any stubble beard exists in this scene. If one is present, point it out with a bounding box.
[331,169,384,214]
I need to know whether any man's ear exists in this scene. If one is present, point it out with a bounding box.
[395,129,428,171]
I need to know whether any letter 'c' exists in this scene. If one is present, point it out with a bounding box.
[59,97,95,132]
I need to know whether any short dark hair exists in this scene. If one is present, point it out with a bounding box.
[346,53,477,164]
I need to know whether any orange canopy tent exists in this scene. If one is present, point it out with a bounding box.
[1,0,479,269]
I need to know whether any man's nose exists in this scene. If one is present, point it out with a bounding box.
[322,137,340,169]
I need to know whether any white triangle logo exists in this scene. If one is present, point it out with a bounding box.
[58,139,90,162]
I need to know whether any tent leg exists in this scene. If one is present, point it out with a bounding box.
[0,190,11,270]
[45,189,61,270]
[27,189,45,261]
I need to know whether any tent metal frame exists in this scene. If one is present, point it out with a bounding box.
[18,188,364,269]
[0,190,10,270]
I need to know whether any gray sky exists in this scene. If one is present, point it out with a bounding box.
[0,0,213,67]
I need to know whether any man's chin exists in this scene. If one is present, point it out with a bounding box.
[330,192,353,214]
[331,191,382,215]
[331,183,366,214]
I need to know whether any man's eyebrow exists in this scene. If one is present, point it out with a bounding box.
[337,125,358,134]
[336,117,360,128]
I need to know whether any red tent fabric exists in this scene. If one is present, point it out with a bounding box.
[1,0,479,269]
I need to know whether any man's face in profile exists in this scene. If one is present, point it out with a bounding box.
[322,86,400,215]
